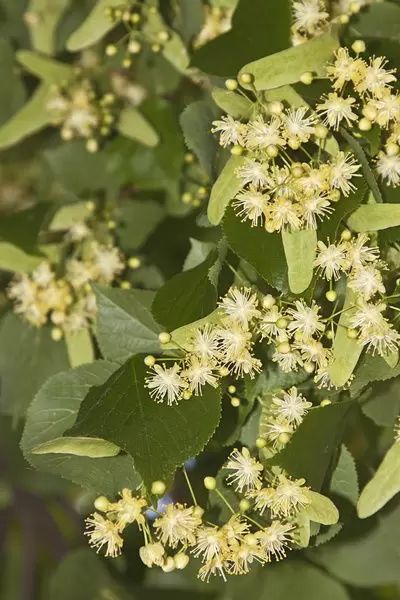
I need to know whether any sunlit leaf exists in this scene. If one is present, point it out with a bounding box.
[25,0,69,55]
[32,436,120,458]
[208,155,245,225]
[66,0,122,51]
[303,490,339,525]
[347,204,400,232]
[358,442,400,519]
[282,229,317,294]
[16,50,73,83]
[117,107,159,147]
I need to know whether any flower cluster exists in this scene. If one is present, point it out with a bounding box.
[211,109,361,232]
[85,447,328,582]
[194,4,234,48]
[259,387,313,453]
[8,215,126,338]
[46,79,118,153]
[292,0,377,45]
[321,47,400,187]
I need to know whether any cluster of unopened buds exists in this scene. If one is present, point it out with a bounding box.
[145,230,400,400]
[291,0,377,45]
[103,3,172,68]
[46,79,118,153]
[85,446,331,581]
[180,151,209,208]
[7,214,140,339]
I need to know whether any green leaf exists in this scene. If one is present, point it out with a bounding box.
[183,238,216,271]
[350,353,400,397]
[49,202,90,231]
[0,84,52,150]
[0,203,49,254]
[164,309,222,352]
[269,401,355,490]
[94,285,161,364]
[358,442,400,519]
[239,33,339,91]
[310,502,400,587]
[16,50,73,84]
[327,287,362,388]
[49,549,128,600]
[142,9,189,73]
[361,377,400,427]
[0,38,26,126]
[226,560,350,600]
[117,107,159,148]
[65,329,94,368]
[341,128,383,204]
[350,2,400,41]
[25,0,69,55]
[0,313,69,419]
[180,100,219,177]
[224,204,288,292]
[207,154,245,225]
[67,355,222,488]
[0,242,42,273]
[32,436,120,458]
[152,252,217,331]
[282,229,317,294]
[117,198,164,251]
[211,88,253,119]
[303,490,339,525]
[21,360,140,496]
[330,445,359,505]
[66,0,122,52]
[191,0,291,77]
[347,204,400,232]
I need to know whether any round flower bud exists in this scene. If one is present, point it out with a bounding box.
[197,186,208,199]
[326,290,337,302]
[193,505,205,518]
[219,366,230,377]
[262,294,276,309]
[386,143,399,157]
[304,363,315,374]
[94,495,110,512]
[300,71,313,85]
[131,12,141,24]
[128,256,141,269]
[162,557,175,573]
[151,43,161,53]
[182,390,192,400]
[239,72,253,85]
[330,189,341,202]
[292,164,304,178]
[277,317,288,329]
[228,385,236,394]
[159,332,171,344]
[362,105,377,121]
[122,57,132,69]
[86,200,96,212]
[278,432,291,445]
[256,437,267,449]
[151,480,166,496]
[231,145,243,155]
[225,78,238,91]
[339,14,350,24]
[120,281,131,289]
[231,397,240,407]
[239,499,251,512]
[266,144,279,158]
[269,101,283,115]
[105,44,117,56]
[107,220,116,230]
[204,476,216,490]
[288,138,300,150]
[350,1,361,13]
[51,327,63,341]
[359,117,372,132]
[61,127,73,141]
[184,152,194,164]
[341,229,352,241]
[128,39,142,54]
[158,30,170,42]
[326,330,334,340]
[144,355,156,367]
[86,139,99,153]
[277,341,290,354]
[174,553,189,570]
[314,124,328,139]
[320,398,332,407]
[352,39,366,54]
[347,328,358,339]
[181,192,193,204]
[244,533,258,546]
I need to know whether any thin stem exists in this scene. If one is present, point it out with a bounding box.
[183,467,198,506]
[225,262,248,286]
[244,514,263,529]
[214,489,235,515]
